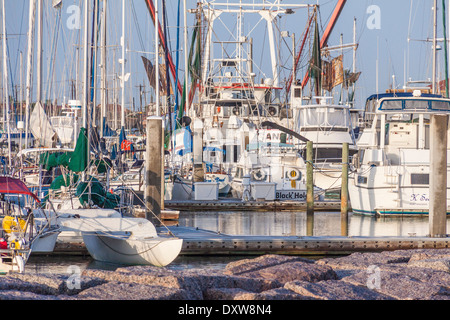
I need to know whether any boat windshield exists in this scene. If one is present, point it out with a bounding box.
[298,105,350,128]
[379,98,450,112]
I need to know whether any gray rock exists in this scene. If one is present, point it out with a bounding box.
[284,280,393,300]
[222,254,336,284]
[408,259,450,272]
[342,268,449,300]
[0,290,62,300]
[409,249,450,262]
[238,287,315,300]
[203,287,254,300]
[234,260,337,283]
[0,274,106,296]
[316,251,411,272]
[224,254,313,275]
[76,281,190,300]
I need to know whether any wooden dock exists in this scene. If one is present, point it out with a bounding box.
[162,226,450,256]
[50,226,449,257]
[164,199,342,212]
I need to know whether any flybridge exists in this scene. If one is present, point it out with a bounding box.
[196,1,315,11]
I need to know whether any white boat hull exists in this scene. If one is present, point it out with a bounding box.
[164,178,192,200]
[30,230,60,253]
[82,232,183,267]
[348,168,450,217]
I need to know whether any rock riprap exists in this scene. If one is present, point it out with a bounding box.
[0,249,449,300]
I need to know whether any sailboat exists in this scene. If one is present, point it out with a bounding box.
[56,0,183,267]
[0,176,61,273]
[81,221,183,267]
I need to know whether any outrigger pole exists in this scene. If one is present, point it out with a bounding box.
[144,0,183,96]
[300,0,347,89]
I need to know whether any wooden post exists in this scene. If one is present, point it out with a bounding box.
[429,114,448,237]
[145,116,163,227]
[193,118,204,182]
[306,141,314,236]
[341,142,349,236]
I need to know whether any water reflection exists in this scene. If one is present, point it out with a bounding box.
[178,211,450,238]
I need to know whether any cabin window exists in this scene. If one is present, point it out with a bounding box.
[357,175,367,184]
[431,100,450,110]
[404,100,428,110]
[380,100,403,110]
[234,145,239,163]
[411,173,429,185]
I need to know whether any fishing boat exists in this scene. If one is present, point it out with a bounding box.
[348,91,450,216]
[230,123,323,201]
[81,219,182,267]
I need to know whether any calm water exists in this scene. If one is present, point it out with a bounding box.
[25,210,450,275]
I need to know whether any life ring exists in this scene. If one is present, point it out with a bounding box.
[216,106,221,114]
[2,216,27,234]
[252,169,266,181]
[288,169,301,181]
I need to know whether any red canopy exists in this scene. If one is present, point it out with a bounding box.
[0,177,40,203]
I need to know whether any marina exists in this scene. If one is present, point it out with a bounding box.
[0,0,449,304]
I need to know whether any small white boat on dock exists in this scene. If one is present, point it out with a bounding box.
[82,219,182,267]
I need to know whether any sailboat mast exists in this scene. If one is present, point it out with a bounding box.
[433,0,438,94]
[82,0,90,129]
[2,0,11,167]
[36,0,43,103]
[162,0,172,135]
[183,0,189,116]
[101,0,107,137]
[121,0,126,127]
[155,0,160,117]
[24,0,36,149]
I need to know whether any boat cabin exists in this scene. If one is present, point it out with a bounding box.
[356,92,450,166]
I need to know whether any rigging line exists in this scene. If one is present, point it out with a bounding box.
[11,0,26,86]
[44,7,62,103]
[131,0,145,53]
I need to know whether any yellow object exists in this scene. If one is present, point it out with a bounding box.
[2,216,26,234]
[291,180,296,188]
[289,169,301,180]
[10,240,21,250]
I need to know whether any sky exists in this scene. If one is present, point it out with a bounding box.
[1,0,447,114]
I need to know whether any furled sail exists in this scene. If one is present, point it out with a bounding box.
[29,102,57,147]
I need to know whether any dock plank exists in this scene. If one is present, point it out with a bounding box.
[165,226,450,256]
[164,199,342,212]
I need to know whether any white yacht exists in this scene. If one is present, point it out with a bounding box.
[292,92,358,191]
[348,91,450,216]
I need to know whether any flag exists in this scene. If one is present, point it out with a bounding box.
[141,56,172,96]
[331,55,344,88]
[308,19,322,94]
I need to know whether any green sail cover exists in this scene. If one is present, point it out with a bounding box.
[39,151,73,171]
[76,176,120,209]
[49,173,79,190]
[68,128,88,173]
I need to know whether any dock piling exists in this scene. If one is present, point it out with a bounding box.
[306,141,314,236]
[429,114,448,237]
[193,119,204,182]
[341,142,349,236]
[145,116,164,227]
